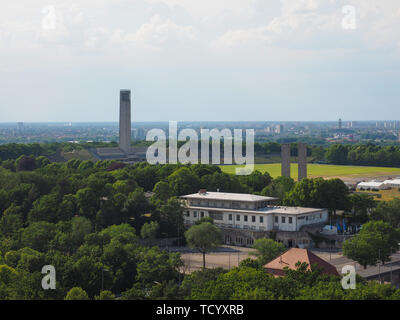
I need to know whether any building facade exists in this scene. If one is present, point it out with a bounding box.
[181,190,328,248]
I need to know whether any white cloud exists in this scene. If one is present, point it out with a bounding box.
[213,0,400,51]
[125,14,196,46]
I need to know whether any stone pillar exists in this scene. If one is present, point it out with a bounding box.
[281,143,291,178]
[298,142,307,181]
[119,90,131,154]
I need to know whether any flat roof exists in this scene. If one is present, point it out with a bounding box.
[267,207,324,215]
[384,179,400,185]
[185,205,325,216]
[181,192,278,202]
[357,181,385,187]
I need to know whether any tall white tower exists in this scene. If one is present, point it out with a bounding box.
[119,90,131,154]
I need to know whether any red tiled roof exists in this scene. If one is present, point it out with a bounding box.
[264,248,339,277]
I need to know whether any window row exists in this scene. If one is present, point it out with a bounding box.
[228,214,264,224]
[191,200,254,209]
[185,211,205,218]
[185,211,265,224]
[274,216,293,224]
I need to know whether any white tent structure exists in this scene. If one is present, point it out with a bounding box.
[356,181,390,190]
[383,179,400,188]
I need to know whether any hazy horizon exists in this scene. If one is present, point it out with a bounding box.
[0,120,398,125]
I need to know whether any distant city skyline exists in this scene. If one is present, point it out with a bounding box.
[0,1,400,122]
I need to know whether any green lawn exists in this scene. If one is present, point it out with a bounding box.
[219,163,400,180]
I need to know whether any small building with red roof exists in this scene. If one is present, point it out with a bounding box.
[264,248,339,277]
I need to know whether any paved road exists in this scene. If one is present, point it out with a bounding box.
[317,250,400,282]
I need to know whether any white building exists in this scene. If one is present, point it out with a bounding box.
[383,179,400,188]
[357,181,390,190]
[181,190,328,233]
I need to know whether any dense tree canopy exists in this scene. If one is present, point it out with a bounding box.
[0,147,399,300]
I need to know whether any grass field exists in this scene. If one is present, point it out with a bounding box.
[219,163,400,181]
[358,189,400,201]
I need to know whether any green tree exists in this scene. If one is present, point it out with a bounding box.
[77,160,94,171]
[71,216,92,247]
[28,193,59,223]
[195,216,214,225]
[0,188,9,213]
[21,221,57,252]
[343,220,400,268]
[0,213,23,238]
[185,222,223,268]
[167,167,200,196]
[16,156,36,172]
[136,247,182,287]
[75,187,99,220]
[371,198,400,228]
[251,238,286,265]
[122,188,150,228]
[140,221,160,241]
[64,287,90,300]
[261,176,295,200]
[179,267,227,299]
[284,178,350,215]
[350,193,376,219]
[238,171,272,193]
[152,181,171,201]
[95,290,115,300]
[343,233,379,269]
[326,144,348,164]
[154,197,184,238]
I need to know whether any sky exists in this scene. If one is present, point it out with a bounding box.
[0,0,399,122]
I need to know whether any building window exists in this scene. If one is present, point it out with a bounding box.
[210,212,223,221]
[275,216,278,223]
[252,216,256,223]
[260,216,264,223]
[236,215,240,221]
[193,211,197,218]
[282,217,286,223]
[228,214,232,221]
[289,217,293,224]
[244,215,248,222]
[200,212,204,218]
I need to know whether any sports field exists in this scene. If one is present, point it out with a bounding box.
[219,163,400,181]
